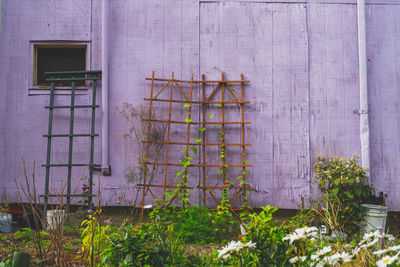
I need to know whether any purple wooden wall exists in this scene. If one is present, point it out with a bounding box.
[1,0,400,210]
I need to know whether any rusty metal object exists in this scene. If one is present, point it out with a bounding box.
[140,72,252,219]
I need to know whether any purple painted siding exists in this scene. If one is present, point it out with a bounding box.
[1,0,400,209]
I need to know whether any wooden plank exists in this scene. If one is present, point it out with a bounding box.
[272,4,295,208]
[250,3,275,207]
[368,4,400,210]
[308,3,361,200]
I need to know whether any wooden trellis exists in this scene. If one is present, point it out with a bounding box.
[139,71,252,218]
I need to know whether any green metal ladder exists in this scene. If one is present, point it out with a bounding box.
[41,70,101,216]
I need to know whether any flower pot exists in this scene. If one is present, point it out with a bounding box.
[46,209,66,230]
[11,251,30,267]
[0,212,12,233]
[362,204,387,233]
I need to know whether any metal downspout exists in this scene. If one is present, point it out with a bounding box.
[101,0,111,175]
[357,0,370,175]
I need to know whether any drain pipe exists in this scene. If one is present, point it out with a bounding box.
[101,0,111,175]
[357,0,370,173]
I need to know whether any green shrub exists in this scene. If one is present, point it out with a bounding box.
[173,206,217,244]
[314,154,374,235]
[99,223,202,266]
[241,205,290,265]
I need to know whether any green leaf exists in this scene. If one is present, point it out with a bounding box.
[184,103,191,108]
[199,127,206,131]
[190,146,198,154]
[176,169,184,177]
[195,138,202,143]
[185,118,192,123]
[217,124,221,128]
[217,169,223,174]
[208,114,214,119]
[217,103,223,107]
[166,190,174,198]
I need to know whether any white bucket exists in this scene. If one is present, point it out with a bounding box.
[362,204,388,233]
[46,209,66,230]
[0,212,12,233]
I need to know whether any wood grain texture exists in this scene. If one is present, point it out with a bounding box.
[2,0,400,210]
[367,4,400,210]
[308,3,361,199]
[200,2,310,208]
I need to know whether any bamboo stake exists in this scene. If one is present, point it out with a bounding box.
[221,74,226,185]
[142,119,251,125]
[206,83,221,102]
[145,77,250,83]
[202,74,207,206]
[174,80,189,102]
[182,74,194,207]
[145,161,252,168]
[225,84,240,101]
[141,140,252,146]
[143,98,250,104]
[153,80,171,99]
[163,72,175,201]
[241,74,247,205]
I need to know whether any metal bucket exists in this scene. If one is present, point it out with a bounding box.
[362,204,388,233]
[46,209,66,230]
[0,212,12,233]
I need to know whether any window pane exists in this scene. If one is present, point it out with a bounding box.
[37,47,86,85]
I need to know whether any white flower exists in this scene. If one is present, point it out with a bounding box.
[240,224,247,236]
[374,249,391,256]
[289,256,299,263]
[217,240,256,260]
[283,226,319,245]
[376,253,400,267]
[244,241,256,249]
[217,241,243,259]
[374,246,400,257]
[352,247,361,255]
[359,238,379,249]
[299,256,307,262]
[104,219,111,225]
[143,204,152,209]
[311,246,332,261]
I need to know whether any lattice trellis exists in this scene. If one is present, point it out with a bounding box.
[139,71,252,218]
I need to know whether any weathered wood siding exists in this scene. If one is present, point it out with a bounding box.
[1,0,400,209]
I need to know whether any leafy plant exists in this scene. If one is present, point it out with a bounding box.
[79,208,112,266]
[99,223,200,266]
[314,154,375,235]
[242,205,289,265]
[119,103,166,212]
[172,206,217,244]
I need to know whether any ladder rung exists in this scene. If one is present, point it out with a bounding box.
[45,105,100,109]
[46,77,101,82]
[45,70,102,75]
[40,194,97,198]
[42,164,89,167]
[43,134,99,137]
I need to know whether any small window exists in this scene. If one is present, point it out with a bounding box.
[34,45,86,86]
